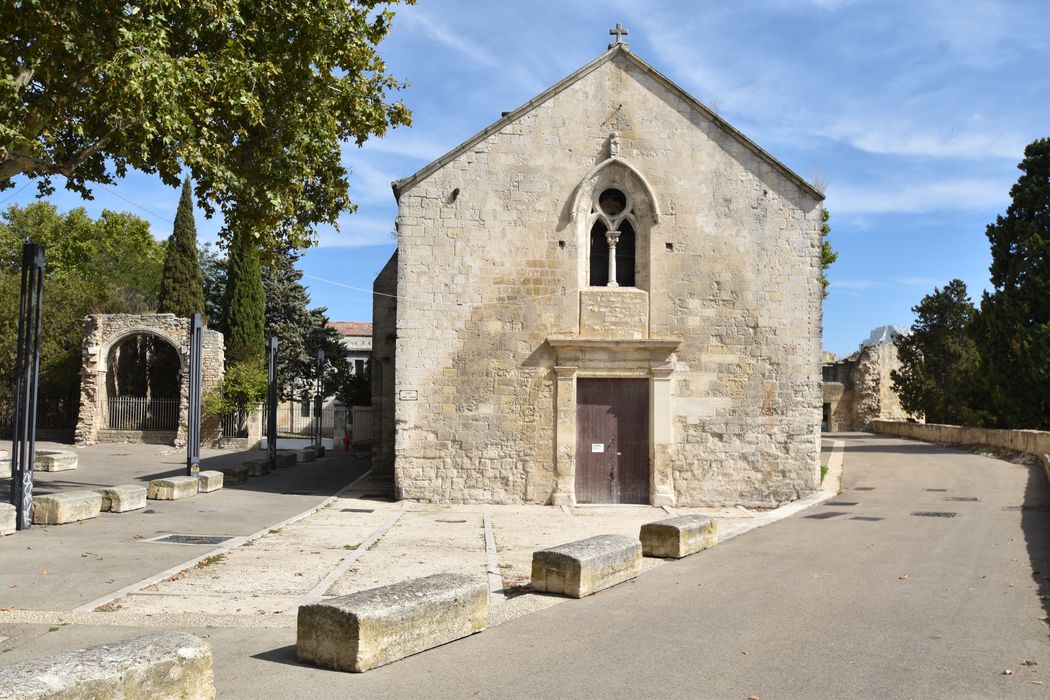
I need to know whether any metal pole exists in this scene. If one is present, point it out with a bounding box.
[186,313,203,476]
[267,336,278,471]
[314,349,325,457]
[10,243,44,530]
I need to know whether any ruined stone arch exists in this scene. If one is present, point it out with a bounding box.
[76,314,225,447]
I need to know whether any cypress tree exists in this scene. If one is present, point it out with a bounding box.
[224,230,266,365]
[977,138,1050,429]
[158,178,206,317]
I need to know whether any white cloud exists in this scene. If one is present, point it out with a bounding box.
[315,216,395,248]
[827,177,1009,215]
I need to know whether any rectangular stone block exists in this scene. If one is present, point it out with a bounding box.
[198,470,224,493]
[640,515,718,559]
[219,466,250,484]
[0,632,214,699]
[299,446,318,462]
[242,459,271,477]
[96,484,147,513]
[0,458,9,479]
[531,534,642,598]
[31,491,102,525]
[34,449,77,472]
[0,503,15,536]
[148,476,199,500]
[297,573,488,673]
[276,451,299,467]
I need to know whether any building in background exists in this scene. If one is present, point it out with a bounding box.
[329,322,372,376]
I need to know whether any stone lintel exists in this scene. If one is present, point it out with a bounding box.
[147,476,199,500]
[96,485,147,513]
[546,336,681,352]
[640,515,717,559]
[531,534,642,598]
[296,573,488,673]
[31,491,102,525]
[0,632,214,699]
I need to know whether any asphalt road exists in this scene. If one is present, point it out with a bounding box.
[3,433,1049,698]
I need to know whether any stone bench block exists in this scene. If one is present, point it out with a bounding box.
[31,491,102,525]
[219,466,250,484]
[242,459,271,477]
[531,534,642,598]
[34,449,77,472]
[297,573,488,673]
[0,632,214,699]
[0,458,9,479]
[276,451,299,467]
[198,470,224,493]
[1,503,15,536]
[97,484,147,513]
[148,476,198,500]
[640,515,718,559]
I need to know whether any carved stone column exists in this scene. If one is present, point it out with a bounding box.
[650,365,676,507]
[605,229,621,287]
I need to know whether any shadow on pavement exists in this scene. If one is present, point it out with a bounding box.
[1021,464,1050,630]
[251,644,313,669]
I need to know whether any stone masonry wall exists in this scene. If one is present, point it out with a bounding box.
[371,253,398,475]
[76,314,224,447]
[389,52,823,506]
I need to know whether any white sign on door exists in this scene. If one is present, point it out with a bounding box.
[591,443,604,453]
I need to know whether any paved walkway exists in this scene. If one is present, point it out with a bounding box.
[7,435,1044,697]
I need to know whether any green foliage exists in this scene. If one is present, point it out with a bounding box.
[203,360,267,415]
[1,1,413,251]
[199,243,227,332]
[819,209,838,300]
[0,203,164,401]
[262,251,348,397]
[158,179,205,317]
[890,280,990,425]
[331,360,370,408]
[975,138,1050,429]
[223,231,265,365]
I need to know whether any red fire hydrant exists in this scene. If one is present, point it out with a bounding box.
[342,432,350,452]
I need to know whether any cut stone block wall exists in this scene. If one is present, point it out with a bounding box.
[872,420,1050,457]
[76,314,224,447]
[380,50,824,507]
[823,342,916,432]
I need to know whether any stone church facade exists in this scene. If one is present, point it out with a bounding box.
[372,41,825,507]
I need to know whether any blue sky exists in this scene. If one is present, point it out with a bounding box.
[4,0,1048,357]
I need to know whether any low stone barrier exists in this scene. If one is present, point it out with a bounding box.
[34,449,77,472]
[97,485,147,513]
[1,503,14,535]
[276,451,299,467]
[299,446,318,462]
[148,476,199,500]
[219,465,250,484]
[640,515,718,559]
[0,457,9,479]
[242,459,271,477]
[871,420,1050,458]
[0,632,214,699]
[297,573,488,673]
[198,470,224,493]
[32,491,102,525]
[531,534,642,598]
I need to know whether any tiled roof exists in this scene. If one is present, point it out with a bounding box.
[329,321,373,337]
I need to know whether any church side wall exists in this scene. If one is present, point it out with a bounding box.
[392,55,822,506]
[371,252,398,475]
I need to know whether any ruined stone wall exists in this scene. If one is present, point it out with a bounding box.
[390,53,823,506]
[76,314,224,447]
[822,342,915,431]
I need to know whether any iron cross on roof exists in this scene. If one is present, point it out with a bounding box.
[608,23,629,49]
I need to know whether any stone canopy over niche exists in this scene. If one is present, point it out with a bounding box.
[76,314,224,447]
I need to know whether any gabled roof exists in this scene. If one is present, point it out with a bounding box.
[392,44,824,201]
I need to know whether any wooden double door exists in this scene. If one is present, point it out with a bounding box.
[575,379,650,504]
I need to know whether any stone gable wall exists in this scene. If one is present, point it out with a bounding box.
[76,314,224,447]
[387,54,823,506]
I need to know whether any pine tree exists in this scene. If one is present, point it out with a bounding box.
[223,230,266,365]
[977,138,1050,429]
[158,179,206,317]
[889,280,988,425]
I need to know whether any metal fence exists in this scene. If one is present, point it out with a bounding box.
[106,397,179,431]
[0,397,78,437]
[219,410,250,438]
[263,400,337,439]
